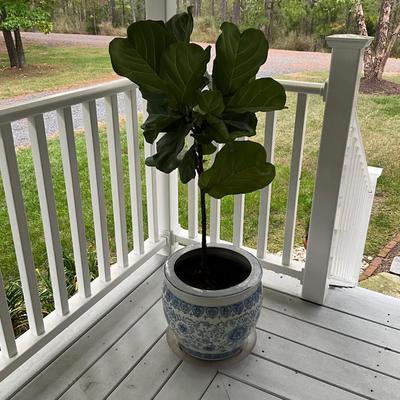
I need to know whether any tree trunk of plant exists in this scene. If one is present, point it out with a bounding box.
[2,29,18,68]
[220,0,227,22]
[14,28,25,68]
[211,0,215,17]
[194,142,208,272]
[232,0,240,25]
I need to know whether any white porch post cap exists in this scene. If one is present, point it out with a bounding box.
[326,34,373,50]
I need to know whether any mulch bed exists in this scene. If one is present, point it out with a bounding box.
[359,78,400,95]
[359,233,400,281]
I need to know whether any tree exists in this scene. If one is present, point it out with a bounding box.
[355,0,400,81]
[0,0,52,68]
[264,0,274,41]
[194,0,201,17]
[220,0,227,21]
[232,0,241,24]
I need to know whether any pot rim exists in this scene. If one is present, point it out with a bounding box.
[164,243,262,298]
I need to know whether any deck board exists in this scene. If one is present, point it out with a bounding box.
[59,301,166,400]
[257,307,400,379]
[262,288,400,352]
[201,375,281,400]
[107,336,181,400]
[9,263,400,400]
[12,267,164,400]
[325,286,400,329]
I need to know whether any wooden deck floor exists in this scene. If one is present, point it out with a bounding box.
[9,262,400,400]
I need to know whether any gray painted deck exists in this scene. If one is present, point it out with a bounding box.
[9,264,400,400]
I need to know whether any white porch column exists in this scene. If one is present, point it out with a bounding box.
[146,0,176,20]
[145,0,180,255]
[302,35,372,304]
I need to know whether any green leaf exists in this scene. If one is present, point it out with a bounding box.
[202,143,217,155]
[142,100,183,144]
[165,7,194,42]
[225,78,286,113]
[145,123,191,173]
[212,22,268,96]
[205,115,231,143]
[196,90,224,116]
[178,145,197,183]
[109,38,168,97]
[143,130,158,144]
[223,112,258,138]
[127,21,173,72]
[109,21,174,100]
[160,43,211,106]
[199,141,275,199]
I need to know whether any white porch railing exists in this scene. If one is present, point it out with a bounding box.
[329,116,382,287]
[0,6,381,385]
[0,80,168,380]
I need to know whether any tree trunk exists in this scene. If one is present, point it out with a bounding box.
[121,0,126,26]
[232,0,240,25]
[379,21,400,79]
[373,0,394,80]
[211,0,215,17]
[130,0,136,22]
[109,0,117,27]
[193,0,201,17]
[264,0,274,42]
[355,0,375,79]
[2,29,18,68]
[220,0,227,22]
[14,28,26,68]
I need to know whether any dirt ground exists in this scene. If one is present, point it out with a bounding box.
[360,78,400,95]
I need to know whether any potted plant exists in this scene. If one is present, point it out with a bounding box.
[109,8,286,361]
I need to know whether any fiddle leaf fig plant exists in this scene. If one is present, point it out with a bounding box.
[109,7,286,275]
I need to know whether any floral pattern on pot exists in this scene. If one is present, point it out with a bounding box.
[162,283,262,360]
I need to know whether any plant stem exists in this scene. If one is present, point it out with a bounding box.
[194,141,208,272]
[200,187,207,269]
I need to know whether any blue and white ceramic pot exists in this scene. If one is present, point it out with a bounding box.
[162,243,263,361]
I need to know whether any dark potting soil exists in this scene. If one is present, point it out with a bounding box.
[174,247,251,290]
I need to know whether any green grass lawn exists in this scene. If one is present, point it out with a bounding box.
[0,44,114,99]
[0,45,399,289]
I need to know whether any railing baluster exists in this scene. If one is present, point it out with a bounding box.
[144,141,159,243]
[0,123,44,335]
[28,114,69,314]
[257,111,277,258]
[187,136,198,239]
[105,95,129,267]
[57,107,91,297]
[83,100,111,281]
[282,93,309,266]
[233,194,245,247]
[210,144,221,243]
[0,272,17,358]
[124,90,145,255]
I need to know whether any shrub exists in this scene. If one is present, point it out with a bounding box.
[272,32,315,52]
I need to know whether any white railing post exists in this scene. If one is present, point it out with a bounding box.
[146,0,180,255]
[302,34,373,304]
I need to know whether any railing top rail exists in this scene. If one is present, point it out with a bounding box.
[0,79,136,125]
[277,79,326,96]
[0,78,325,125]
